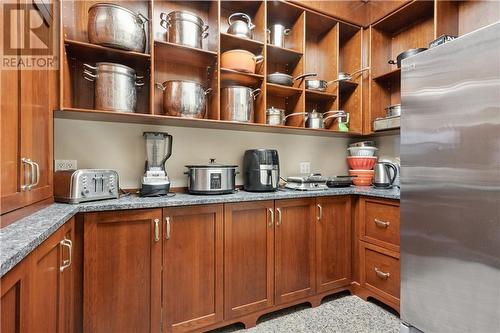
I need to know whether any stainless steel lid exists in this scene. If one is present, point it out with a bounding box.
[338,72,351,80]
[95,62,136,76]
[385,104,401,110]
[266,107,285,116]
[307,109,323,119]
[89,3,138,17]
[185,158,237,169]
[167,10,205,27]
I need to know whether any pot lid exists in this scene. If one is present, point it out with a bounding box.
[167,10,205,27]
[89,3,138,17]
[185,158,238,168]
[266,107,285,115]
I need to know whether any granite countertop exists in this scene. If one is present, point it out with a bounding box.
[0,186,399,277]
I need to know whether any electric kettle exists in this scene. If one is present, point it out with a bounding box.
[373,162,398,188]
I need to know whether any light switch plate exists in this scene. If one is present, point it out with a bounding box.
[299,162,311,174]
[55,160,77,171]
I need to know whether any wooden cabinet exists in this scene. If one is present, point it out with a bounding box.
[315,196,352,293]
[29,218,75,332]
[83,209,162,333]
[1,258,30,333]
[162,205,224,333]
[360,198,400,251]
[224,201,274,319]
[274,198,316,305]
[0,0,56,216]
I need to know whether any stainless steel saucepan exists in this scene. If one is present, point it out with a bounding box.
[305,68,370,91]
[156,80,212,118]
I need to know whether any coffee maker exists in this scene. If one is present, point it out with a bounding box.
[140,132,173,197]
[243,149,280,192]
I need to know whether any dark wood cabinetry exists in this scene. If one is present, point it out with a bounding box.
[29,218,75,332]
[1,0,57,217]
[162,205,224,333]
[1,258,30,333]
[274,198,316,304]
[224,201,274,319]
[83,209,162,333]
[316,196,352,293]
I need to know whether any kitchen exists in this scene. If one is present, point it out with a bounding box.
[1,1,499,333]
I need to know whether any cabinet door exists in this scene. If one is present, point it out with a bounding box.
[274,198,316,305]
[1,258,30,333]
[84,209,162,333]
[224,201,274,319]
[163,205,223,333]
[29,224,67,332]
[316,196,352,293]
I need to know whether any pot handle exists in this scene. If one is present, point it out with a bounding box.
[228,13,255,30]
[135,75,145,87]
[204,88,213,95]
[82,70,97,82]
[284,28,291,35]
[294,72,317,81]
[155,82,166,91]
[349,67,370,78]
[137,13,149,24]
[254,55,264,64]
[251,88,262,99]
[283,112,307,121]
[201,27,209,39]
[159,12,170,30]
[384,163,398,185]
[388,59,397,65]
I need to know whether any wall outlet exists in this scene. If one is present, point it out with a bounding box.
[299,161,311,174]
[55,160,77,171]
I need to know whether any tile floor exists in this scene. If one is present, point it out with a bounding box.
[210,292,401,333]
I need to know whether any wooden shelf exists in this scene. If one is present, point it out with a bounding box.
[220,68,263,87]
[55,108,359,138]
[373,68,401,82]
[267,44,303,64]
[220,33,264,53]
[154,40,217,67]
[64,39,150,69]
[373,1,435,34]
[305,89,337,102]
[267,83,303,98]
[339,80,359,94]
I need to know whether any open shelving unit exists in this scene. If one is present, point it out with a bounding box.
[56,0,365,136]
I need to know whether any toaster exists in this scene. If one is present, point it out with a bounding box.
[54,169,119,203]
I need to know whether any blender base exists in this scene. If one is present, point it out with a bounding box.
[140,183,171,197]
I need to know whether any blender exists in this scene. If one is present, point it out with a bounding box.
[140,132,173,197]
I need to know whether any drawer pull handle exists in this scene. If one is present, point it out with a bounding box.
[60,239,72,272]
[165,217,171,239]
[276,208,282,226]
[154,219,160,242]
[374,218,390,228]
[374,267,390,279]
[268,208,274,227]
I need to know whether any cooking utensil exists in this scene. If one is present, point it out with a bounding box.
[88,3,148,53]
[349,141,375,148]
[348,170,374,186]
[267,72,315,87]
[429,34,456,49]
[346,156,378,170]
[83,62,144,112]
[184,158,238,194]
[54,169,119,203]
[267,24,290,48]
[389,48,427,68]
[221,86,261,122]
[305,110,346,129]
[347,146,378,157]
[155,80,212,118]
[385,104,401,117]
[373,162,398,188]
[221,49,263,73]
[305,68,370,91]
[160,11,208,49]
[326,176,356,188]
[266,108,306,126]
[243,149,280,192]
[227,12,255,39]
[285,174,329,191]
[141,132,173,197]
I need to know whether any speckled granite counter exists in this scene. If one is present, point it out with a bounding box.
[0,186,399,277]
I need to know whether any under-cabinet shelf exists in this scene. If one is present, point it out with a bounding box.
[305,89,337,102]
[339,80,359,94]
[372,68,401,82]
[154,40,217,67]
[266,83,303,98]
[220,68,264,87]
[55,108,360,138]
[64,39,151,69]
[220,33,265,54]
[267,44,303,64]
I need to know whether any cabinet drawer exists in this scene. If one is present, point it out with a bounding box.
[361,199,399,251]
[361,242,400,301]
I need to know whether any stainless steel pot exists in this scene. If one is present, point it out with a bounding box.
[385,104,401,117]
[184,158,238,194]
[156,80,211,118]
[305,68,370,91]
[160,11,208,49]
[227,12,255,39]
[267,24,290,48]
[267,72,314,87]
[83,62,144,112]
[266,108,306,126]
[221,86,261,122]
[305,110,347,129]
[88,3,148,52]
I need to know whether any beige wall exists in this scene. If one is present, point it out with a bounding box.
[55,119,353,189]
[374,134,400,159]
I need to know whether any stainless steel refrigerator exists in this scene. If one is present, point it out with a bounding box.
[400,22,500,333]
